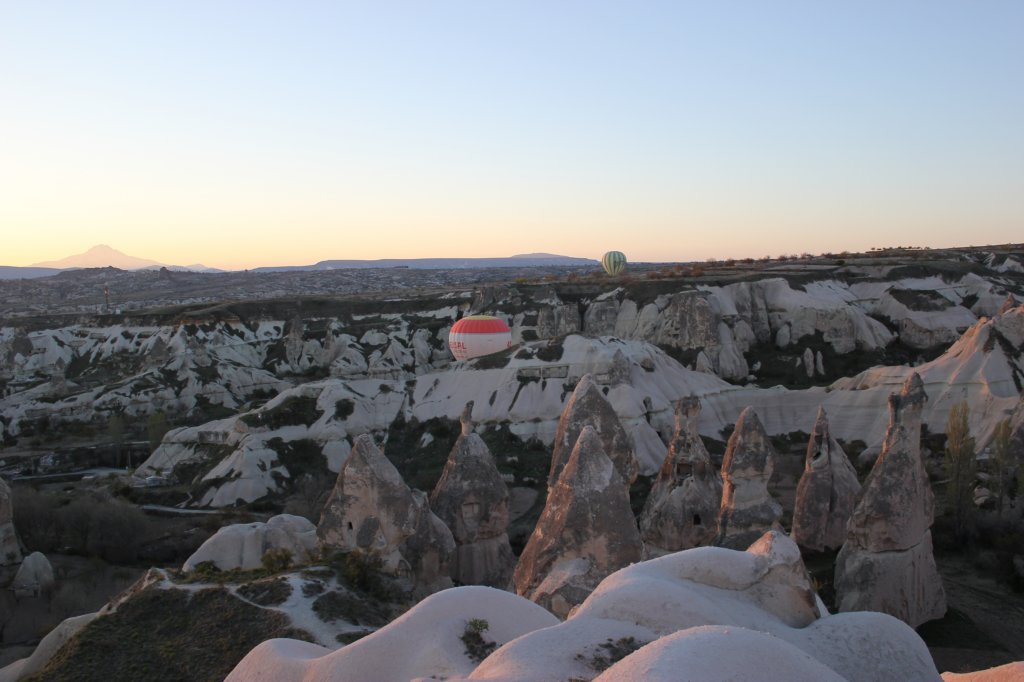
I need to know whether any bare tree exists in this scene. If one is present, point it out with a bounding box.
[990,418,1013,516]
[944,401,976,539]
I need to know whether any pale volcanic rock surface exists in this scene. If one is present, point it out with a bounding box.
[835,373,947,627]
[639,396,722,554]
[317,434,456,598]
[182,514,317,572]
[791,407,861,552]
[715,407,783,549]
[513,426,643,618]
[546,373,639,490]
[429,402,515,588]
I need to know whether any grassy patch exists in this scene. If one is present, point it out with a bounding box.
[575,636,647,672]
[312,590,391,627]
[383,415,460,491]
[26,585,311,682]
[240,395,321,429]
[236,577,293,606]
[336,630,372,645]
[267,437,329,479]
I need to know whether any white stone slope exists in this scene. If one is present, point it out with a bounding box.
[3,269,1018,436]
[139,304,1024,508]
[226,531,941,682]
[0,310,456,437]
[225,586,559,682]
[181,514,317,572]
[0,612,98,682]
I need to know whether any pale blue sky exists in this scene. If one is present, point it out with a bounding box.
[2,1,1022,268]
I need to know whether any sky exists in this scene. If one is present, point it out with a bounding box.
[2,2,1022,270]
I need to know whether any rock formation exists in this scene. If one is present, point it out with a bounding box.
[547,373,638,490]
[638,397,722,554]
[429,402,515,588]
[835,372,947,627]
[229,530,941,682]
[182,514,318,573]
[791,407,861,552]
[12,551,55,597]
[514,425,643,617]
[1,476,21,566]
[318,434,455,597]
[715,407,783,549]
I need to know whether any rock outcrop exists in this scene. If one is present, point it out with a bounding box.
[791,407,861,552]
[514,425,643,618]
[12,551,55,597]
[227,529,942,682]
[547,374,638,489]
[835,373,946,627]
[638,397,722,554]
[318,434,456,597]
[715,407,783,549]
[182,514,317,573]
[1,476,21,565]
[0,612,98,682]
[429,402,515,588]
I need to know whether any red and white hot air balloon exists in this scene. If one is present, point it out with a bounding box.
[448,315,512,361]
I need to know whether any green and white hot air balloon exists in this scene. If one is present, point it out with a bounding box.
[601,250,627,276]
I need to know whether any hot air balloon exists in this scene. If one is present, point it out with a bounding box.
[601,251,627,275]
[448,315,513,361]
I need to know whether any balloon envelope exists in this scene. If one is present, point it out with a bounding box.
[449,315,513,360]
[601,251,627,275]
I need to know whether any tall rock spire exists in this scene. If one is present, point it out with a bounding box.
[514,425,643,617]
[715,407,783,549]
[639,397,722,553]
[429,402,515,588]
[318,434,456,598]
[834,373,946,627]
[791,407,861,552]
[547,374,638,490]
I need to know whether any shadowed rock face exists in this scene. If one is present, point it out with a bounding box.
[514,425,643,618]
[835,372,946,627]
[639,397,722,554]
[429,402,515,588]
[791,407,861,552]
[715,407,783,549]
[547,374,638,490]
[1,476,21,566]
[318,434,455,598]
[13,551,54,597]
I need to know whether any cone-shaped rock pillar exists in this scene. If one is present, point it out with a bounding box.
[429,402,515,588]
[791,407,861,552]
[318,434,456,598]
[547,374,638,490]
[835,373,946,627]
[715,407,783,549]
[639,397,722,554]
[514,425,643,618]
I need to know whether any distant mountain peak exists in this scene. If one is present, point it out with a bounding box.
[32,244,164,270]
[510,252,575,259]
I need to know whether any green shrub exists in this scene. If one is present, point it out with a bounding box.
[461,618,496,663]
[261,548,293,573]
